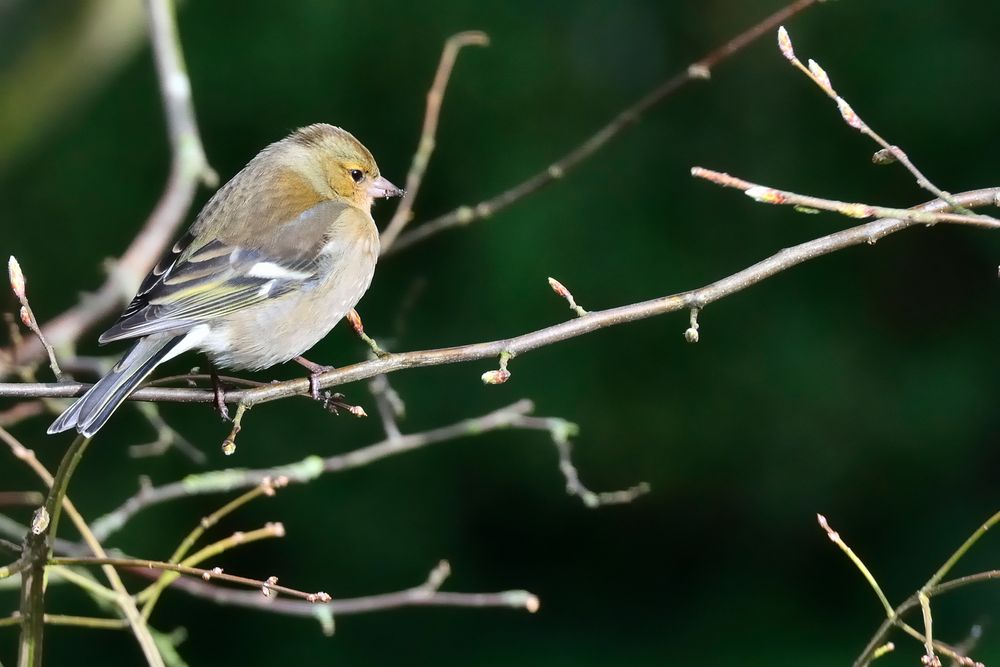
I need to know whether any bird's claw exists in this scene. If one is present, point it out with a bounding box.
[211,373,231,421]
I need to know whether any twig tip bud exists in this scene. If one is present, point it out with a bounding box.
[8,256,25,300]
[777,26,795,61]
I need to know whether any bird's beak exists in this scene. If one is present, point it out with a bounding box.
[368,176,404,199]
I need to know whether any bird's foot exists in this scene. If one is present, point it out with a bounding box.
[211,372,230,421]
[293,356,334,401]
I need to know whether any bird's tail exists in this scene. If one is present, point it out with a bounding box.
[48,334,182,437]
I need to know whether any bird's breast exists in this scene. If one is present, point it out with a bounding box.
[200,225,379,371]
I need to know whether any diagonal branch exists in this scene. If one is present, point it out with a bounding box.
[4,187,995,409]
[0,0,215,376]
[384,0,827,256]
[379,31,489,252]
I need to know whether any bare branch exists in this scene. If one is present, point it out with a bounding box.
[128,402,206,464]
[0,0,214,376]
[385,0,827,256]
[147,559,538,636]
[692,168,1000,229]
[0,401,44,427]
[0,426,165,666]
[777,27,984,217]
[50,555,331,605]
[379,31,490,252]
[526,415,650,508]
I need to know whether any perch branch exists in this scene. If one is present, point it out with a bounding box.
[5,187,996,409]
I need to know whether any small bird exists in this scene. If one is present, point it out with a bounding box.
[49,124,402,436]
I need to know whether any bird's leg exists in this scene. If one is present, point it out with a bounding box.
[210,372,230,421]
[293,356,334,401]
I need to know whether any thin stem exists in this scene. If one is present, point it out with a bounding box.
[691,168,999,229]
[853,571,1000,667]
[147,560,537,635]
[0,427,165,667]
[139,501,285,620]
[379,31,489,251]
[925,508,1000,588]
[51,556,331,604]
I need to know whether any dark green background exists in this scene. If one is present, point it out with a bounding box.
[1,1,998,665]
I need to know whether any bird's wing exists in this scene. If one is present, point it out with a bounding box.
[99,200,357,343]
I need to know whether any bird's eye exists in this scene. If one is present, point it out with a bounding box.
[349,169,364,183]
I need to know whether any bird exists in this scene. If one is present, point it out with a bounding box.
[49,123,402,437]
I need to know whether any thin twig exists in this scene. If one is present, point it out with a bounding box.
[7,256,65,381]
[0,0,214,375]
[386,0,827,256]
[0,492,44,508]
[379,31,489,252]
[0,401,45,427]
[0,426,165,667]
[368,372,405,441]
[144,560,538,636]
[128,402,206,464]
[138,478,288,620]
[817,514,893,615]
[852,510,1000,667]
[692,168,1000,229]
[777,27,987,217]
[51,556,331,604]
[535,416,649,508]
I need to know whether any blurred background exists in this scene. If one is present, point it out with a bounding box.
[1,1,998,665]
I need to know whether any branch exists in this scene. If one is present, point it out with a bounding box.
[0,428,163,667]
[851,509,1000,667]
[5,187,996,408]
[0,0,214,376]
[144,560,538,636]
[90,400,537,542]
[49,556,331,605]
[385,0,827,256]
[379,31,489,252]
[691,169,1000,229]
[777,27,979,216]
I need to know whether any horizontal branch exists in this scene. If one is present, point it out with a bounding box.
[4,187,997,409]
[147,559,538,636]
[50,555,332,604]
